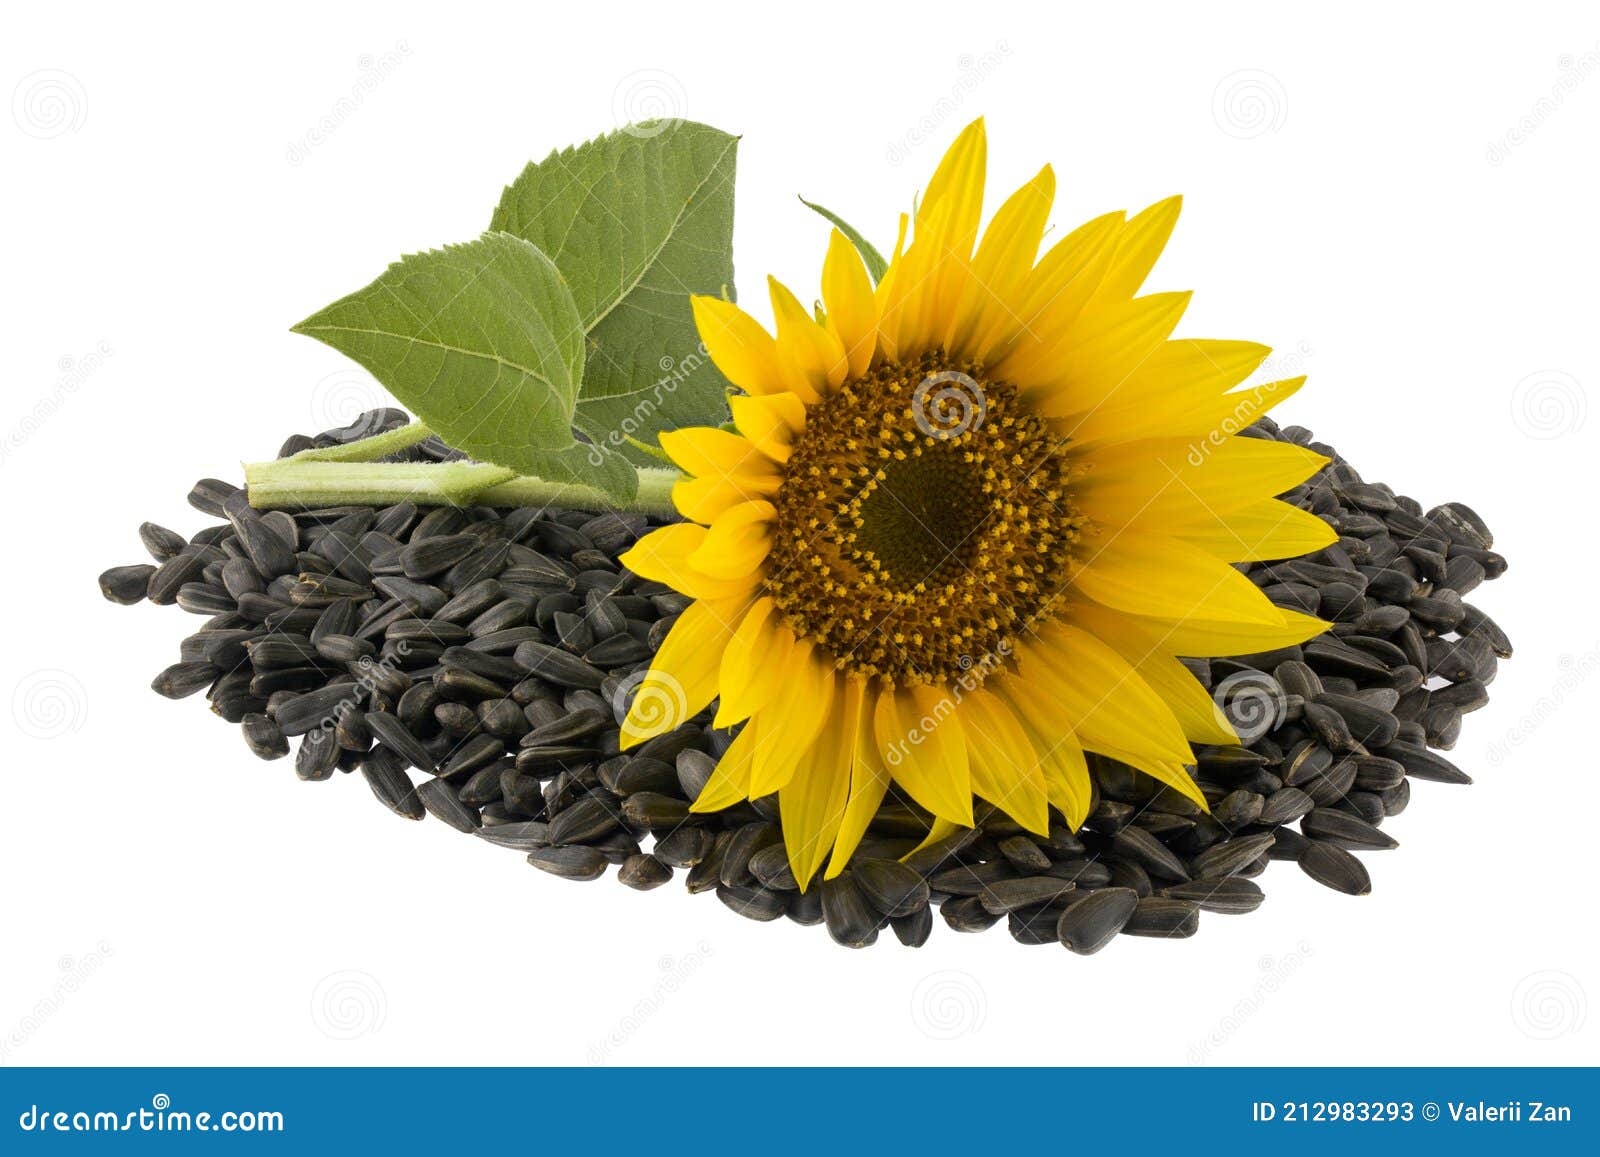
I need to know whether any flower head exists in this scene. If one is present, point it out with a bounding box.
[619,119,1334,889]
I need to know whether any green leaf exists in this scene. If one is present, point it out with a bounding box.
[798,196,888,283]
[490,121,739,463]
[292,232,635,499]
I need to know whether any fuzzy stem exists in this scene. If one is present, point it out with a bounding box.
[290,420,436,462]
[243,455,680,516]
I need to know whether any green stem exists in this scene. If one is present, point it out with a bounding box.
[244,453,681,517]
[292,420,436,462]
[479,468,679,515]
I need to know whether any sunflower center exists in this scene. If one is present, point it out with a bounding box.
[766,353,1085,686]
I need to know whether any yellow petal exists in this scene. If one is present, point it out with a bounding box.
[1126,654,1240,747]
[747,643,836,797]
[960,689,1048,835]
[1088,601,1324,665]
[779,675,863,889]
[1021,623,1196,767]
[1070,373,1305,447]
[877,197,955,358]
[948,163,1056,361]
[999,680,1094,830]
[690,296,785,396]
[690,721,757,813]
[821,230,878,379]
[903,817,963,860]
[1090,195,1182,306]
[824,679,891,878]
[872,212,912,362]
[1027,291,1192,415]
[715,603,794,727]
[986,210,1123,373]
[671,469,781,525]
[1041,742,1093,831]
[1169,496,1339,563]
[918,117,987,260]
[1074,435,1330,525]
[1094,748,1211,812]
[728,391,806,465]
[618,524,759,602]
[1091,338,1274,412]
[690,499,774,580]
[875,684,973,826]
[658,426,778,480]
[1074,532,1284,626]
[621,594,749,747]
[769,276,844,400]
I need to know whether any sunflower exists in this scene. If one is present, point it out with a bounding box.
[618,118,1335,889]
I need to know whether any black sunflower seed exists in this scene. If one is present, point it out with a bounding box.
[747,844,798,891]
[618,853,673,890]
[1122,897,1200,938]
[527,845,608,881]
[1259,786,1316,825]
[512,642,605,690]
[820,875,882,948]
[654,826,715,868]
[1162,877,1265,914]
[147,552,207,605]
[941,895,1003,933]
[99,563,156,604]
[852,858,931,917]
[296,727,341,780]
[241,713,289,760]
[137,521,188,562]
[547,796,620,846]
[1111,825,1190,881]
[151,661,216,699]
[1056,887,1139,954]
[1190,833,1277,879]
[1299,839,1372,895]
[716,883,788,921]
[476,821,550,851]
[977,876,1076,915]
[1301,807,1398,850]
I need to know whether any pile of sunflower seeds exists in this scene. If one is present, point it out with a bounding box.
[99,410,1510,952]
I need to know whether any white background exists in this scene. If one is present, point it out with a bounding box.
[2,1,1595,1067]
